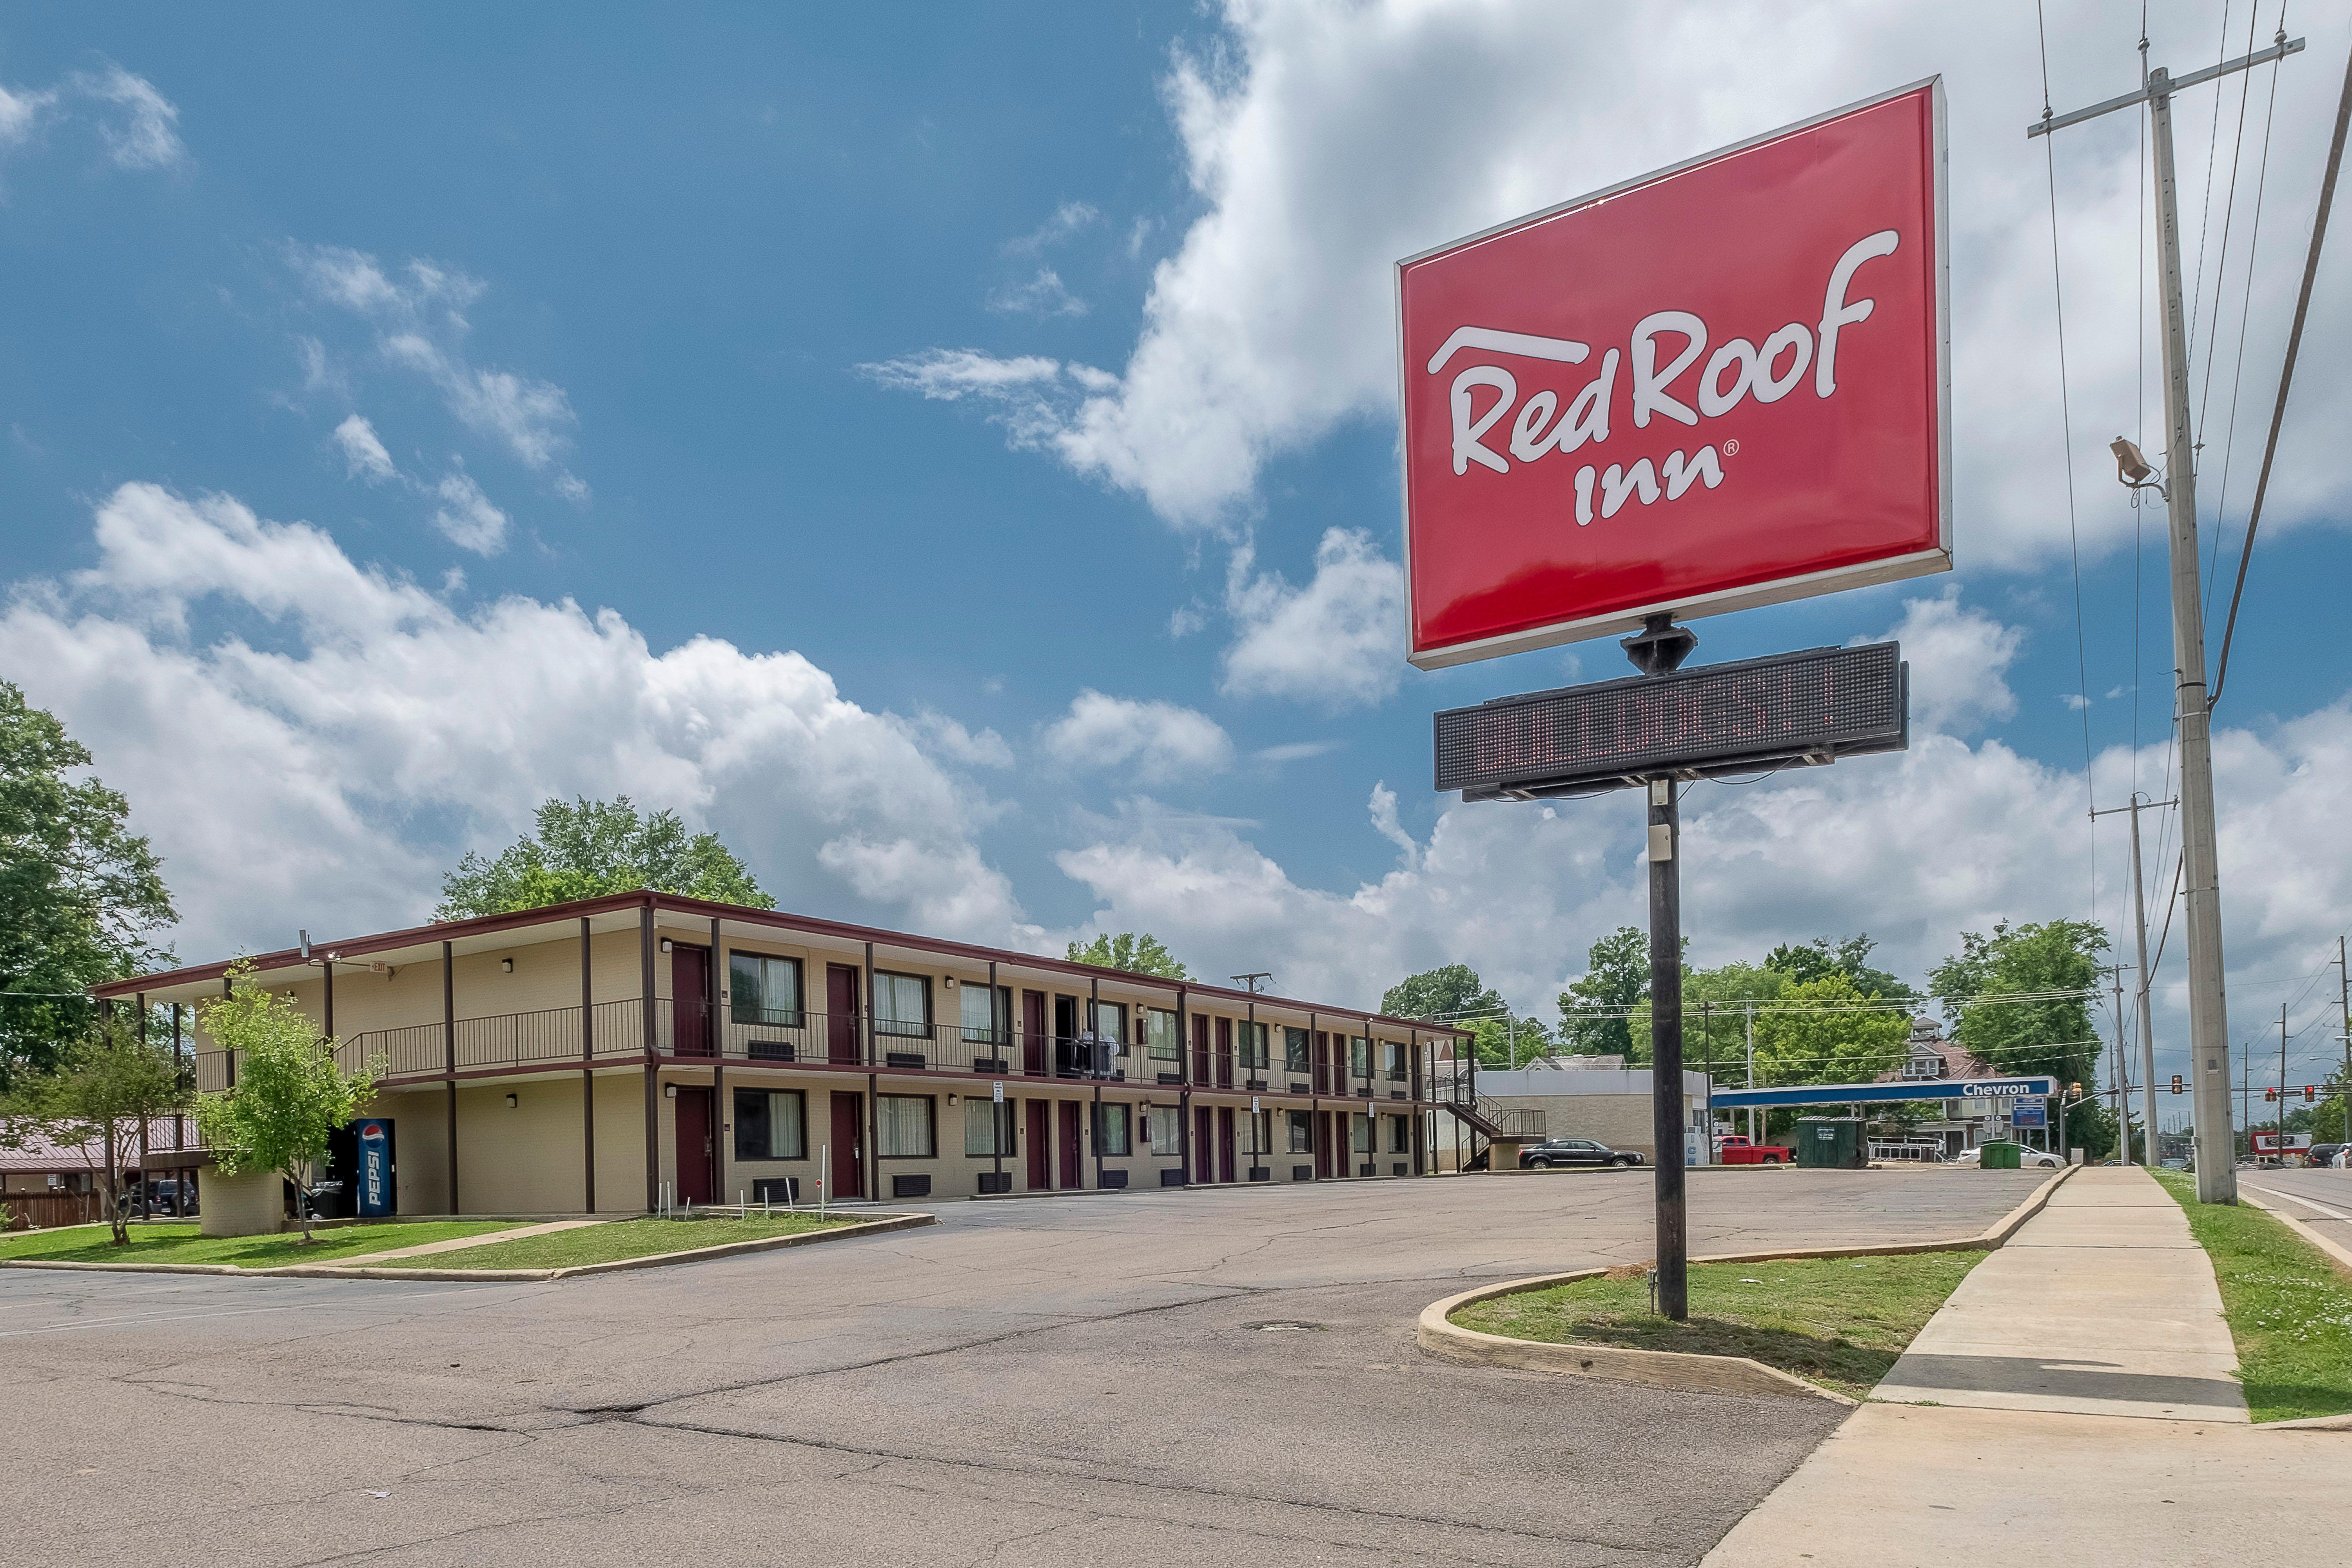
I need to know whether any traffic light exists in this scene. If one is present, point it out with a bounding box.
[2306,1085,2318,1103]
[2265,1087,2277,1102]
[2170,1074,2184,1094]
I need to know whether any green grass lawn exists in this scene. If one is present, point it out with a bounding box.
[0,1219,515,1270]
[372,1213,854,1271]
[2150,1169,2352,1423]
[1454,1251,1984,1400]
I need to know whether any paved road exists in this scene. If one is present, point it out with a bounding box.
[2240,1165,2352,1246]
[1,1168,2044,1568]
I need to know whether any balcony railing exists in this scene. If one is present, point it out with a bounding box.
[186,1001,1433,1096]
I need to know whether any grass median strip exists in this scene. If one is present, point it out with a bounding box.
[0,1219,514,1270]
[1454,1251,1984,1400]
[2150,1169,2352,1424]
[371,1213,853,1271]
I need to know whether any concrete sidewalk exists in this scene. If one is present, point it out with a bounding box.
[1702,1166,2350,1566]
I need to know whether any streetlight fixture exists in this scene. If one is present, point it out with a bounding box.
[2110,436,2165,497]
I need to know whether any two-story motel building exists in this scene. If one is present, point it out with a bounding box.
[98,891,1474,1214]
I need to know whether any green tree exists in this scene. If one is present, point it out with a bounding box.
[1557,927,1653,1057]
[1381,963,1502,1024]
[436,797,773,920]
[1749,974,1911,1086]
[1628,961,1788,1069]
[1065,932,1190,980]
[1765,934,1913,1000]
[1927,919,2109,1089]
[0,681,177,1087]
[0,1005,186,1244]
[192,964,377,1243]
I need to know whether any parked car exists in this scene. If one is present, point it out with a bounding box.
[1519,1138,1642,1169]
[1715,1134,1793,1165]
[1951,1146,2063,1169]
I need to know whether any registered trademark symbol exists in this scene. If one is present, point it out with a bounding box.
[1722,439,1740,456]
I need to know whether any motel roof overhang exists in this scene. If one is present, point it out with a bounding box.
[92,888,1468,1038]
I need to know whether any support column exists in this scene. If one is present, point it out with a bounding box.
[863,941,878,1203]
[642,901,658,1214]
[711,915,725,1205]
[1176,984,1192,1185]
[580,915,596,1214]
[442,940,458,1215]
[1648,777,1688,1320]
[1308,1011,1319,1181]
[137,992,151,1222]
[1090,974,1102,1189]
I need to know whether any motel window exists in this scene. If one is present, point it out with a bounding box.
[1148,1105,1183,1155]
[733,1089,806,1161]
[1284,1027,1310,1074]
[1096,1102,1132,1157]
[1390,1115,1411,1154]
[1242,1110,1271,1158]
[730,953,804,1026]
[1287,1109,1313,1154]
[874,972,932,1038]
[1350,1036,1372,1078]
[1147,1008,1180,1061]
[964,1098,1015,1157]
[960,983,1010,1044]
[1091,1000,1128,1047]
[1238,1021,1269,1070]
[1384,1039,1406,1080]
[1352,1113,1372,1154]
[877,1094,936,1158]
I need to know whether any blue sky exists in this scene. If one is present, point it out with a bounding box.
[4,2,2349,1095]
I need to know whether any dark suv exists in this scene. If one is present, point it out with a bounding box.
[1519,1138,1643,1169]
[2305,1143,2345,1169]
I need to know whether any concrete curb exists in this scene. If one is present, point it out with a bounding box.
[2238,1185,2352,1278]
[1417,1273,1853,1404]
[1414,1165,2076,1403]
[0,1212,936,1281]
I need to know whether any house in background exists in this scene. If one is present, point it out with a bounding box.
[1874,1017,2022,1157]
[1,1119,186,1229]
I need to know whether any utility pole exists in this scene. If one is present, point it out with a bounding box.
[2033,35,2305,1201]
[2092,796,2172,1169]
[1744,1005,1757,1147]
[2280,1004,2290,1163]
[2103,964,2131,1163]
[2339,937,2351,1147]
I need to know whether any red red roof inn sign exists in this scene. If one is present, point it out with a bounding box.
[1397,80,1951,668]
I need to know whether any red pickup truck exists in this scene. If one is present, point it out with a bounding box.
[1715,1134,1793,1165]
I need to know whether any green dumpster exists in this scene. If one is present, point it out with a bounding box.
[1794,1117,1864,1169]
[1978,1140,2022,1170]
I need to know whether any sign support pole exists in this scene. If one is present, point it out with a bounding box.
[1648,774,1688,1320]
[1626,614,1698,1321]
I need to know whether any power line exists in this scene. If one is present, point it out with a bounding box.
[2214,24,2351,704]
[2034,0,2102,940]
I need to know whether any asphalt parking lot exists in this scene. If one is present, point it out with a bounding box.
[1,1167,2046,1568]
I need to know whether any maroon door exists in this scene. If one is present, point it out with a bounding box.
[1026,1099,1051,1188]
[826,965,861,1065]
[1314,1032,1331,1094]
[1195,1107,1214,1183]
[675,1088,715,1203]
[1314,1110,1332,1178]
[829,1092,864,1198]
[1191,1016,1210,1082]
[672,945,711,1057]
[1213,1018,1232,1088]
[1056,1100,1083,1188]
[1216,1106,1236,1183]
[1022,990,1048,1076]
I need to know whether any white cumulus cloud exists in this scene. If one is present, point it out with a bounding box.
[1043,690,1235,784]
[430,465,508,555]
[332,414,397,484]
[0,484,1018,956]
[1221,527,1405,709]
